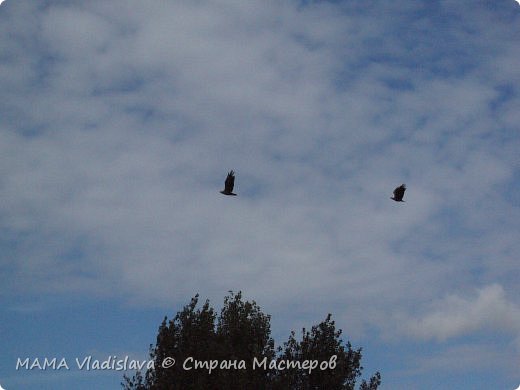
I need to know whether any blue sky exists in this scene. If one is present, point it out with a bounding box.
[0,0,519,389]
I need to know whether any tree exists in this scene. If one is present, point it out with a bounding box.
[215,291,275,388]
[122,292,380,390]
[273,314,381,390]
[122,292,275,389]
[145,295,219,389]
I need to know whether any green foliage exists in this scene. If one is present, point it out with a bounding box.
[273,314,364,390]
[148,295,218,389]
[215,291,275,388]
[122,292,380,390]
[360,372,382,390]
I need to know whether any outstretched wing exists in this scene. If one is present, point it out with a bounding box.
[393,184,406,201]
[224,170,235,193]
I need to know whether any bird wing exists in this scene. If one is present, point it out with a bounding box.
[393,184,406,200]
[224,171,235,193]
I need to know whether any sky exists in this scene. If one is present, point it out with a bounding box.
[0,0,519,389]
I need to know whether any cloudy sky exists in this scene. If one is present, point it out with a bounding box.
[1,0,519,389]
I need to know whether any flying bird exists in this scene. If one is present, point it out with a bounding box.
[391,184,406,202]
[220,170,237,196]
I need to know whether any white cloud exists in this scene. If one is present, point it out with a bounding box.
[404,284,520,342]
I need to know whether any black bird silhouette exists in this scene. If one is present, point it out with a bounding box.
[220,170,237,196]
[391,184,406,202]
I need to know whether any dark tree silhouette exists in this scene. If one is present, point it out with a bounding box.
[148,295,219,389]
[273,314,381,390]
[122,292,380,390]
[215,292,275,388]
